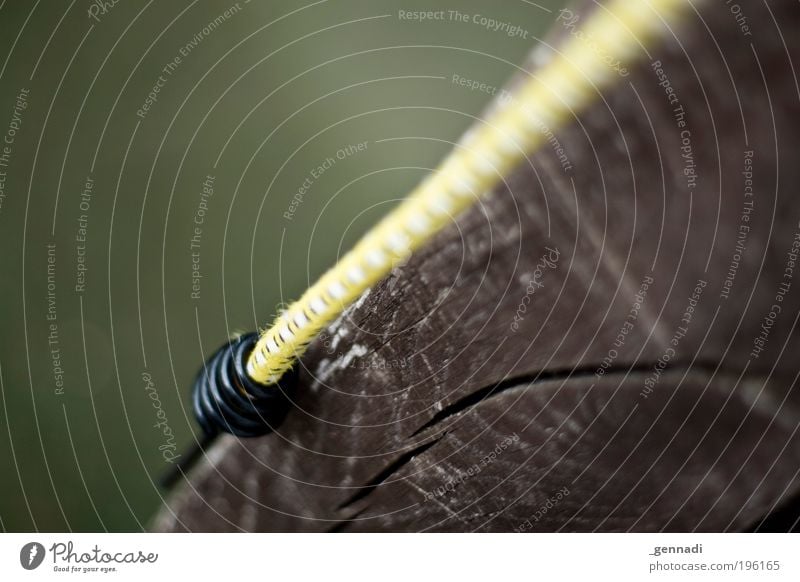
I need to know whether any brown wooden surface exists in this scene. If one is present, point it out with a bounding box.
[154,0,800,532]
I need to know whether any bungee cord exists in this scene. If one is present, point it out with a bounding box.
[191,0,696,442]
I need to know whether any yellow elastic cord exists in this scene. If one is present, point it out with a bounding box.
[247,0,693,385]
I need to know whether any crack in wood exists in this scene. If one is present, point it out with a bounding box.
[327,507,369,533]
[336,435,446,510]
[409,360,738,438]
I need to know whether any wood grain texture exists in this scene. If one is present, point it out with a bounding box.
[154,0,800,532]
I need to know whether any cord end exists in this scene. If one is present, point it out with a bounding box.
[192,332,296,438]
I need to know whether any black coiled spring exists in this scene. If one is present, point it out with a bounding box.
[192,332,296,438]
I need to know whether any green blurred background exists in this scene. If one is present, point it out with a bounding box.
[0,0,562,531]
